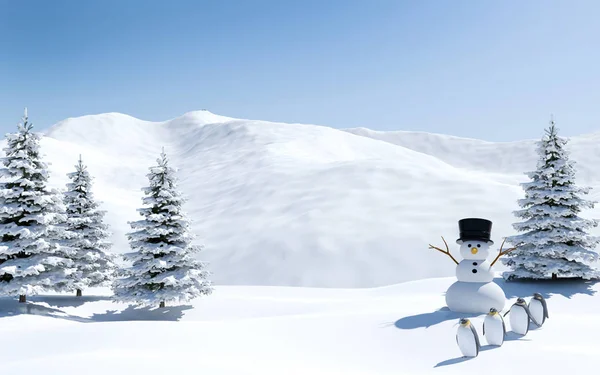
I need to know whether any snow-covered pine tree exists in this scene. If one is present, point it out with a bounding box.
[0,109,75,302]
[502,117,600,280]
[64,155,117,297]
[112,149,212,308]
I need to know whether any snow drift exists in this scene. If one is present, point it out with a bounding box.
[2,110,598,287]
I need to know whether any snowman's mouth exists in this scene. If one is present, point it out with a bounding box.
[471,248,478,255]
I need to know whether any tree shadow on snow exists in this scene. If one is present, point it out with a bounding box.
[90,304,193,322]
[0,295,192,322]
[29,295,112,308]
[394,307,480,330]
[496,277,597,300]
[0,297,90,322]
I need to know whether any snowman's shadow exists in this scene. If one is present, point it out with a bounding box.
[394,307,480,330]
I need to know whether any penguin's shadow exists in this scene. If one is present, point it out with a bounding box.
[434,356,473,367]
[394,307,479,330]
[434,340,526,368]
[528,322,543,331]
[504,331,532,341]
[480,345,498,351]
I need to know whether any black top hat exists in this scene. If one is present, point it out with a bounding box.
[456,218,494,244]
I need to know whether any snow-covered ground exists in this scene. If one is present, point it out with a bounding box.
[1,111,598,373]
[4,110,600,287]
[0,277,595,374]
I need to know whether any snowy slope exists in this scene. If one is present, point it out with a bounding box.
[0,277,595,374]
[3,111,599,287]
[344,127,600,185]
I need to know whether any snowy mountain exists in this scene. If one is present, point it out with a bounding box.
[5,111,600,288]
[343,127,600,185]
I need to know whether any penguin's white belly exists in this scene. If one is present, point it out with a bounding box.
[483,315,504,346]
[510,306,529,335]
[456,260,495,282]
[457,326,478,357]
[529,300,545,325]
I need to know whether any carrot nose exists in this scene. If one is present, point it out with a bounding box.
[471,248,478,255]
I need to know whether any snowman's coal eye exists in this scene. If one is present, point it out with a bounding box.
[477,244,481,248]
[467,244,471,248]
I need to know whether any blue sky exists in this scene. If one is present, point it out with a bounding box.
[1,0,599,141]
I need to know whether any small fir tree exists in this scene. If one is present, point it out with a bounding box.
[503,117,600,280]
[64,155,117,296]
[112,149,212,308]
[0,109,74,302]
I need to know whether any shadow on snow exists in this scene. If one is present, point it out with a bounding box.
[29,295,112,308]
[393,277,588,368]
[434,345,501,368]
[90,305,193,322]
[0,298,90,322]
[496,277,597,300]
[0,295,192,322]
[434,356,473,367]
[395,277,597,331]
[394,307,480,330]
[433,331,533,367]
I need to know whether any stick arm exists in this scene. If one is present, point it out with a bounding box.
[490,238,517,267]
[428,236,459,265]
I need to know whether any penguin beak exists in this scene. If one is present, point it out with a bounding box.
[471,248,478,255]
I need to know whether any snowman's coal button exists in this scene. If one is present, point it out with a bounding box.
[472,269,477,273]
[472,262,478,266]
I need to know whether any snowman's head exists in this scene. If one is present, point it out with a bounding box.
[458,240,491,260]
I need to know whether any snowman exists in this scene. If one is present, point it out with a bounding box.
[428,218,516,314]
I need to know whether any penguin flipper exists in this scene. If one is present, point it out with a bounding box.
[501,316,506,337]
[524,305,541,327]
[470,324,481,356]
[482,321,485,335]
[541,298,549,319]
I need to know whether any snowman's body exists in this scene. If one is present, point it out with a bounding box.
[445,239,506,313]
[456,259,494,282]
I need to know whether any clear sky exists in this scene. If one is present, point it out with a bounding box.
[1,0,599,141]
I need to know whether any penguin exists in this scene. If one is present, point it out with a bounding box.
[483,307,506,346]
[456,318,480,357]
[504,297,540,335]
[528,293,549,326]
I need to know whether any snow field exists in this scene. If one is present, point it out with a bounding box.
[0,277,596,374]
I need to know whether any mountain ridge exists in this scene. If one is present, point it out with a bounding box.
[3,110,600,287]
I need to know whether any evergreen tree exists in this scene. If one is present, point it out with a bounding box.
[503,117,600,280]
[112,149,212,307]
[64,155,117,296]
[0,109,74,302]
